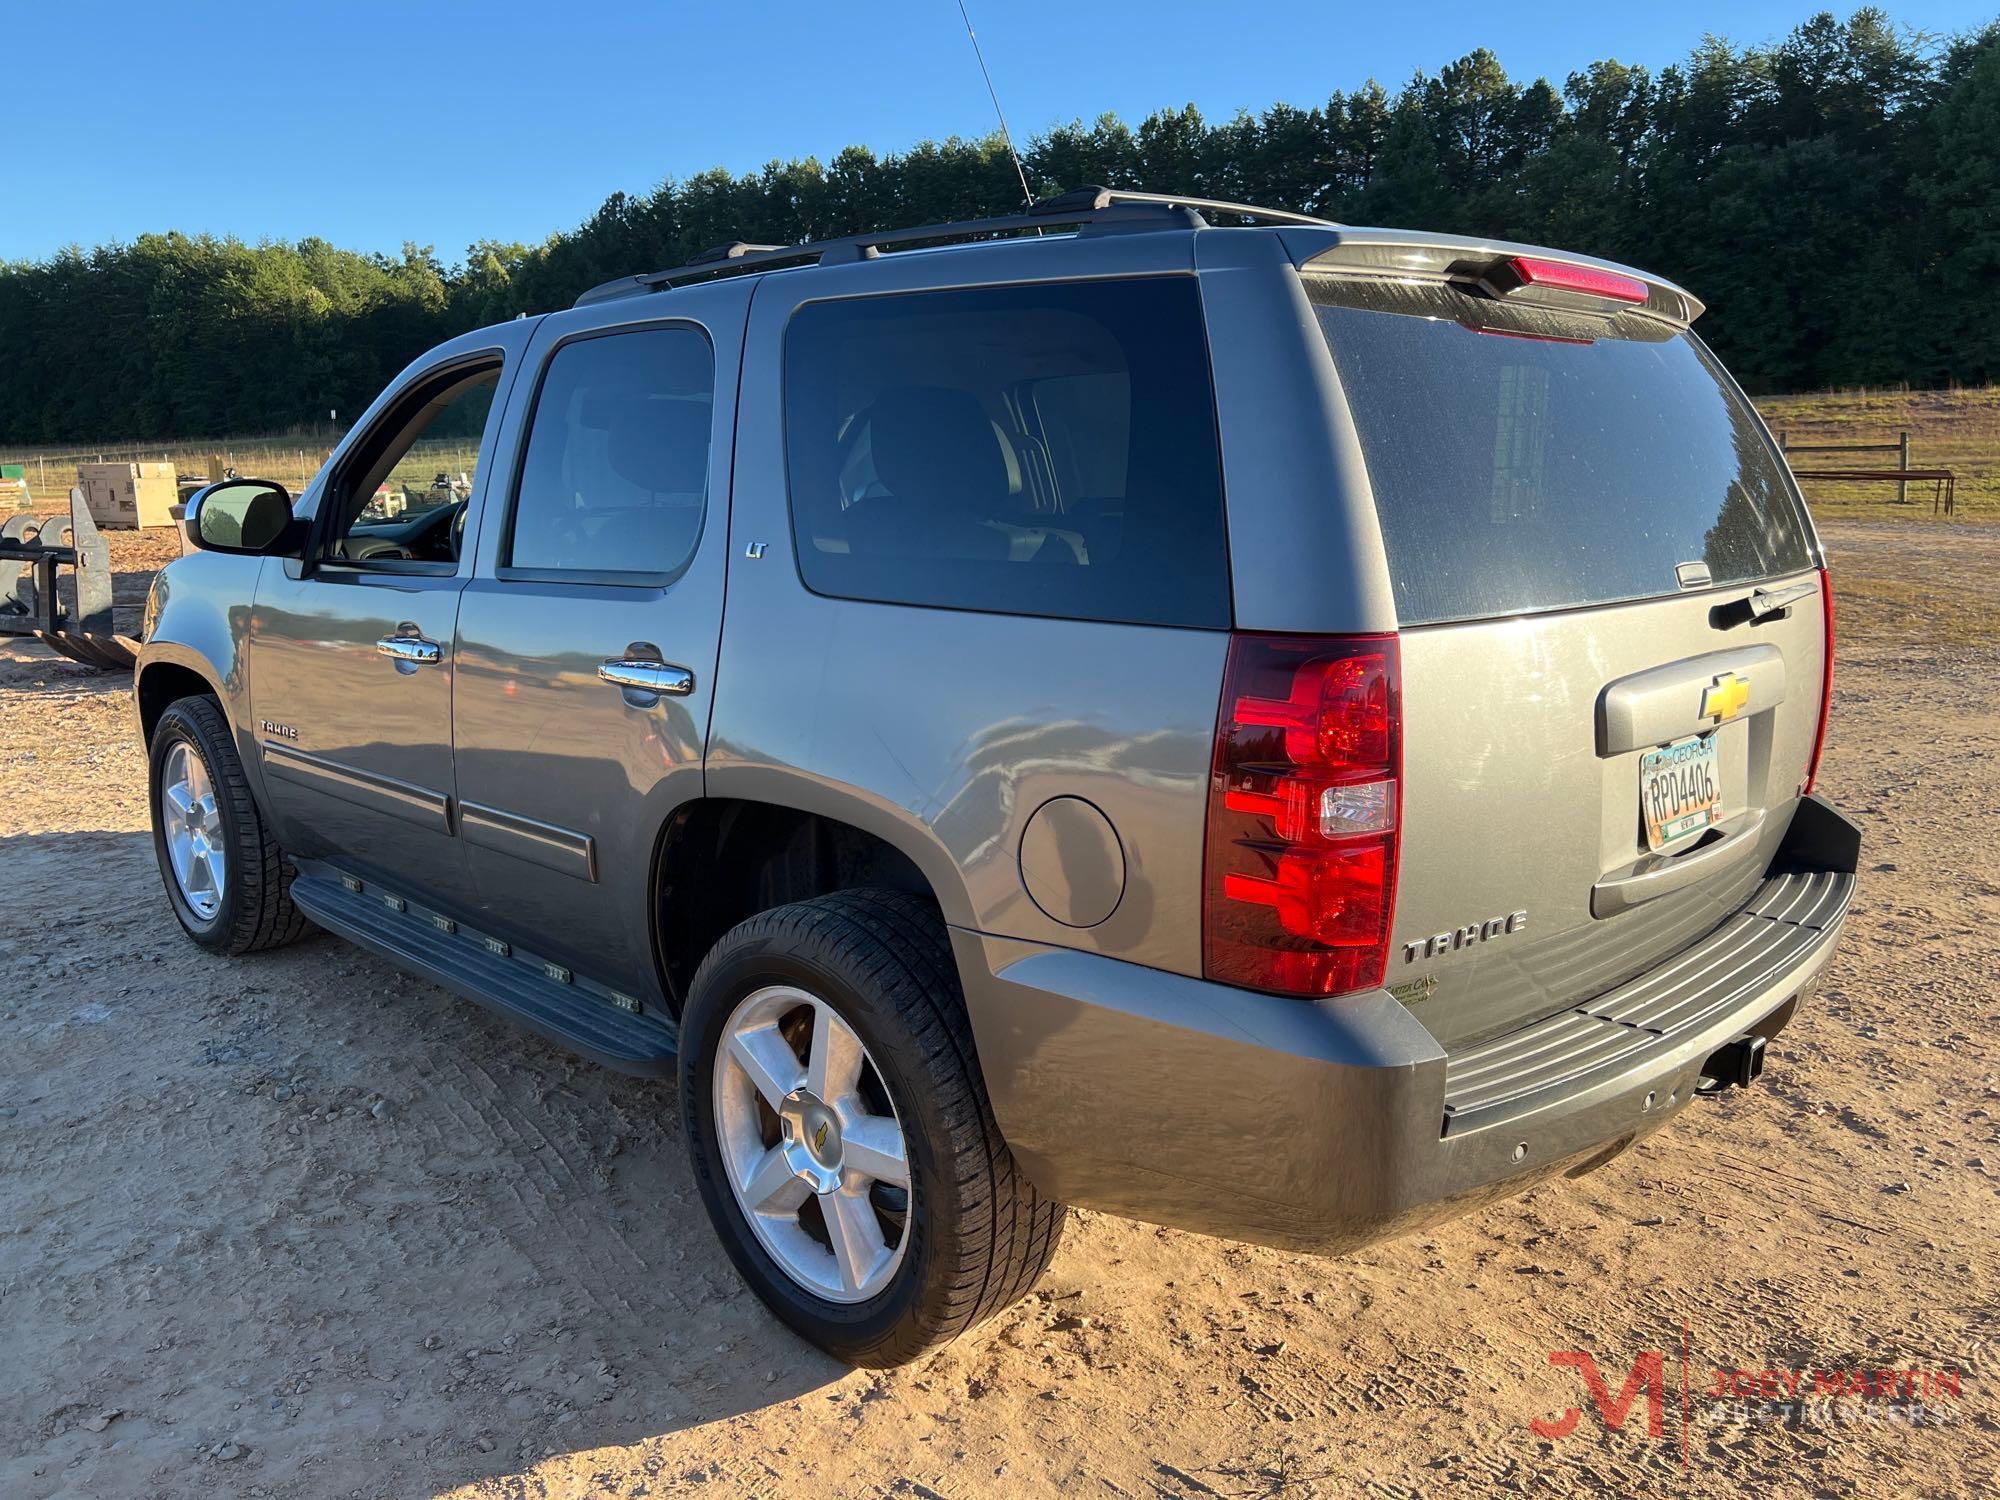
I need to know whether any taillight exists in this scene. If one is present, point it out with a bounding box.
[1204,634,1401,998]
[1505,255,1648,305]
[1804,566,1834,794]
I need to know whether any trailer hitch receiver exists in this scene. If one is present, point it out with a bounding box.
[1697,1033,1767,1094]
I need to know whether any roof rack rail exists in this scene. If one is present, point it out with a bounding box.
[1027,185,1335,228]
[687,240,787,265]
[572,185,1338,307]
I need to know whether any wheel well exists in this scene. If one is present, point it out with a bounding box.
[137,662,220,742]
[653,800,936,1011]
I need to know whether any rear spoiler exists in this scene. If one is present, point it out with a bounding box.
[1276,227,1702,330]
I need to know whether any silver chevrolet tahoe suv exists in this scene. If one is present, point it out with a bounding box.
[138,187,1857,1367]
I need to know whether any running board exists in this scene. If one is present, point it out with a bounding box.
[289,868,678,1076]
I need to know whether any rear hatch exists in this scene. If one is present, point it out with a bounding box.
[1303,255,1828,1049]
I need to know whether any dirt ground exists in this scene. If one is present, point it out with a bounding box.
[1,519,1996,1500]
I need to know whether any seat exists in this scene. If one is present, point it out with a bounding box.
[847,386,1011,561]
[607,397,710,497]
[527,396,710,570]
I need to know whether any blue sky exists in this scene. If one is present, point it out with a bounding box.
[4,0,1991,265]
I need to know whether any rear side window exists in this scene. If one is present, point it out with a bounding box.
[782,278,1230,628]
[508,326,714,578]
[1307,279,1815,626]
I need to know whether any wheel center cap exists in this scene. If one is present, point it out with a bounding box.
[779,1089,844,1194]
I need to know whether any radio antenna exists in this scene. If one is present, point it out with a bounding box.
[955,0,1034,209]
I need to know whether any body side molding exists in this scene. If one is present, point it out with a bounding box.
[459,800,598,882]
[261,741,452,834]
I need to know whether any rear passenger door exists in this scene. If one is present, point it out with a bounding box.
[450,286,746,1004]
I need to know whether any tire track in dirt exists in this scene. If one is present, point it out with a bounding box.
[430,1050,654,1319]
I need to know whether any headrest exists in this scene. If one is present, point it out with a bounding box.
[606,397,711,494]
[869,386,1006,511]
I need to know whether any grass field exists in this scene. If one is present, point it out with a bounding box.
[1758,384,1999,518]
[4,386,1994,519]
[1753,389,2000,644]
[0,434,478,510]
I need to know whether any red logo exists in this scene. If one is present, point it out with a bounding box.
[1531,1324,1964,1465]
[1531,1350,1668,1441]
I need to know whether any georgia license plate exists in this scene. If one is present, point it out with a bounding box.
[1640,733,1721,852]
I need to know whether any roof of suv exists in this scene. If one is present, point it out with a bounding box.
[570,184,1702,329]
[571,186,1336,308]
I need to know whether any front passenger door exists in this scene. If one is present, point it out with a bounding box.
[250,325,535,914]
[451,294,743,1004]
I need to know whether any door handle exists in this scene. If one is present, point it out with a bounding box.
[376,634,442,665]
[598,659,694,697]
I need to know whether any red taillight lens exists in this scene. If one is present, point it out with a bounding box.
[1204,634,1401,998]
[1507,255,1649,305]
[1804,566,1834,794]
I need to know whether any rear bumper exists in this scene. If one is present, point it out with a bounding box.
[955,795,1859,1254]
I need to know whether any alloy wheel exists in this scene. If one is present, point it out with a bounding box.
[713,984,911,1302]
[160,741,226,921]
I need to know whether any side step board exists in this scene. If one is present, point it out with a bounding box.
[290,869,678,1077]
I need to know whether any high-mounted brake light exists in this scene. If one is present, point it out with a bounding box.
[1803,567,1834,794]
[1506,256,1649,305]
[1204,634,1401,998]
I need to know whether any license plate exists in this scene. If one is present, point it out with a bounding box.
[1640,733,1721,852]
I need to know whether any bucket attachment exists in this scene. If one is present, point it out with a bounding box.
[0,495,141,670]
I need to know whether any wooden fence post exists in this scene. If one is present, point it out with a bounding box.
[1897,431,1910,505]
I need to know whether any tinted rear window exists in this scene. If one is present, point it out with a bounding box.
[1308,279,1815,626]
[782,277,1230,628]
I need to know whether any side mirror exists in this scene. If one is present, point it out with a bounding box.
[187,479,299,556]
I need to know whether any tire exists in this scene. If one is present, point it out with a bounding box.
[679,889,1065,1367]
[148,696,310,955]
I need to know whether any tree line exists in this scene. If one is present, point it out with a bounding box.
[2,7,1994,444]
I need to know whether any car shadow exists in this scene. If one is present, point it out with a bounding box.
[0,824,864,1497]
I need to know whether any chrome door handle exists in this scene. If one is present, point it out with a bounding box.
[598,659,694,697]
[376,634,441,665]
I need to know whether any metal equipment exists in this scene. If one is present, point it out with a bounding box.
[0,495,141,668]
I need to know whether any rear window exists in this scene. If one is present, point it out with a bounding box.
[782,277,1230,628]
[1307,278,1815,626]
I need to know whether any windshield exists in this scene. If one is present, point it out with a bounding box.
[1307,278,1816,626]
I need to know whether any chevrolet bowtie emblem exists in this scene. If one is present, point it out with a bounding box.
[1701,671,1751,723]
[813,1121,830,1155]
